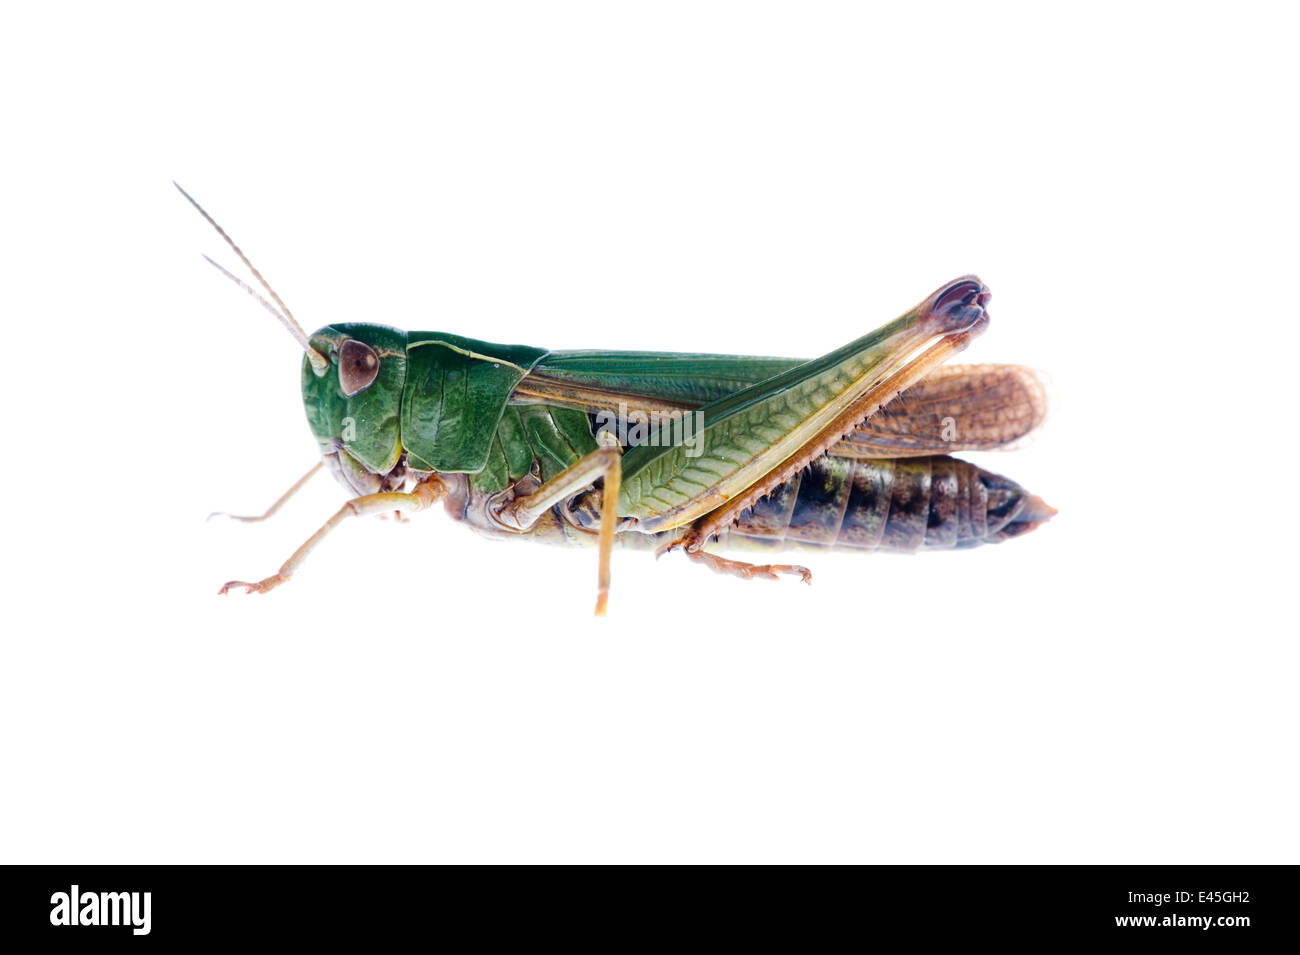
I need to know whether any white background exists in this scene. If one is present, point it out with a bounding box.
[2,2,1296,863]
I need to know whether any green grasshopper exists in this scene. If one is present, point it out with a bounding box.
[182,185,1054,615]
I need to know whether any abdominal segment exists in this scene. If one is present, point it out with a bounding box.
[716,455,1053,553]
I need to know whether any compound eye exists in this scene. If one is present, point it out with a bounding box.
[338,339,380,396]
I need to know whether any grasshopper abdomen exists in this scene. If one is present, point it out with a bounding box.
[726,456,1053,553]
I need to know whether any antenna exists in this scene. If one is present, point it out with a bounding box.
[174,182,329,374]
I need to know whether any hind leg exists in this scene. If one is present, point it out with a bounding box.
[681,549,812,584]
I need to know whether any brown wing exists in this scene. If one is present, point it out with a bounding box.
[829,363,1048,458]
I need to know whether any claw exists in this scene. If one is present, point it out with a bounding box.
[218,574,285,595]
[654,536,688,560]
[747,563,813,583]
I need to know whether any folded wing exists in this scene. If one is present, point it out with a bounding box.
[515,355,1047,457]
[831,363,1048,458]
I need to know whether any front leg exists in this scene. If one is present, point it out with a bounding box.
[208,461,323,523]
[219,476,447,595]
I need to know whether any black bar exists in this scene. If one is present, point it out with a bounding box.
[1,865,1290,944]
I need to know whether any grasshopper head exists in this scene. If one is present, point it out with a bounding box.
[300,323,409,481]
